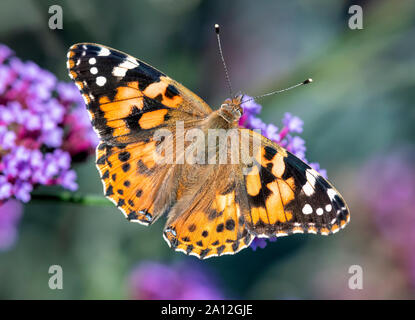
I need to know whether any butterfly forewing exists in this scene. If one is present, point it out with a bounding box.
[243,131,350,237]
[67,43,211,143]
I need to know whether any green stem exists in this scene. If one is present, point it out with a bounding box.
[31,192,112,206]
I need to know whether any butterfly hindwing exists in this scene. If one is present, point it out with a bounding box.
[96,139,175,225]
[163,165,253,259]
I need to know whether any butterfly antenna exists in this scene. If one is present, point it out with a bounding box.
[242,78,313,104]
[215,24,234,98]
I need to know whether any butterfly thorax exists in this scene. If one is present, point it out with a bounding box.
[217,95,243,125]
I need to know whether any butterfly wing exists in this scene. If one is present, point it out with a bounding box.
[67,43,212,144]
[67,43,211,224]
[242,130,350,237]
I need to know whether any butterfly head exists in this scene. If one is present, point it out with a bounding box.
[219,95,244,123]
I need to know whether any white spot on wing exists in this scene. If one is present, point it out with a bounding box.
[303,184,314,196]
[98,47,111,56]
[96,76,106,86]
[302,204,313,215]
[89,57,96,65]
[325,204,332,212]
[120,59,138,69]
[320,229,329,235]
[327,189,337,201]
[112,59,138,77]
[316,208,324,215]
[292,229,304,234]
[303,169,317,196]
[112,67,127,77]
[90,67,98,75]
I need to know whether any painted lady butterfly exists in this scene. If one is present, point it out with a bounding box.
[67,34,350,259]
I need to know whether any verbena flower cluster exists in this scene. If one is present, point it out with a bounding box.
[0,44,98,204]
[129,261,224,300]
[240,96,327,251]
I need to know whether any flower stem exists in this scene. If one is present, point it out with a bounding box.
[31,192,112,206]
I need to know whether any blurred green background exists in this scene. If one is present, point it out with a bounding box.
[1,0,415,299]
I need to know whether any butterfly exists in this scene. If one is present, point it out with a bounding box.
[67,42,350,259]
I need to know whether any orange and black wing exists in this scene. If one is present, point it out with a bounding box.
[67,43,211,224]
[162,129,350,260]
[242,131,350,238]
[163,164,253,259]
[67,43,211,144]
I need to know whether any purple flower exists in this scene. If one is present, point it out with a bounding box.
[239,96,326,250]
[0,43,97,204]
[42,127,64,148]
[239,96,316,164]
[13,181,32,203]
[282,112,303,133]
[0,127,16,150]
[309,162,327,179]
[0,45,13,64]
[241,96,262,114]
[359,149,415,288]
[250,237,277,251]
[0,147,78,202]
[0,176,12,199]
[58,170,78,191]
[0,200,23,250]
[286,135,306,160]
[56,82,83,103]
[128,261,224,300]
[264,124,279,141]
